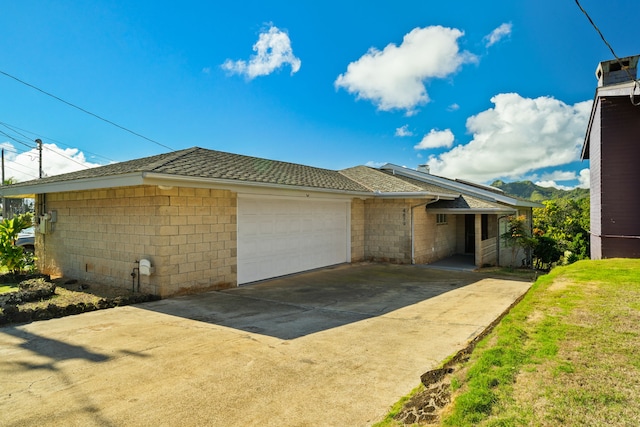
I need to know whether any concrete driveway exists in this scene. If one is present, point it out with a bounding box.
[0,263,532,426]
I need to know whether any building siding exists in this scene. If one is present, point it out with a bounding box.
[598,96,640,258]
[589,101,603,259]
[363,199,412,263]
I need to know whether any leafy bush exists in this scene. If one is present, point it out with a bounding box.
[533,198,590,263]
[0,213,34,274]
[533,235,562,270]
[501,215,536,267]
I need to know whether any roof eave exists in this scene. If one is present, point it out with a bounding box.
[0,173,145,198]
[513,200,544,208]
[380,164,531,207]
[371,191,457,199]
[427,207,517,215]
[582,81,638,161]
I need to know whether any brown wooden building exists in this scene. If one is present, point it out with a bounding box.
[581,55,640,259]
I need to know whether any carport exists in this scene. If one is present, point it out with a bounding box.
[0,264,532,426]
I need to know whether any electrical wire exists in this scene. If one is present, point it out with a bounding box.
[0,120,116,164]
[0,130,35,151]
[42,144,96,170]
[574,0,640,106]
[0,128,92,177]
[0,69,175,150]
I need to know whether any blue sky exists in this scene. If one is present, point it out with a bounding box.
[0,0,637,189]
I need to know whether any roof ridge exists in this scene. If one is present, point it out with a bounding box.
[144,147,201,171]
[339,165,426,193]
[338,167,376,192]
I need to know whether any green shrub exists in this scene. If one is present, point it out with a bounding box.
[0,213,34,274]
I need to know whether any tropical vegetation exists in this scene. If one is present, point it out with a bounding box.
[492,180,590,270]
[0,213,35,274]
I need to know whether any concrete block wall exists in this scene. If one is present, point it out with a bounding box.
[350,198,365,262]
[413,209,457,264]
[363,199,416,263]
[36,185,237,296]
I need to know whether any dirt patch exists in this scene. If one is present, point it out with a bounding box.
[0,276,159,325]
[394,380,452,425]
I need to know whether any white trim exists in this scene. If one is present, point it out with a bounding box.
[0,173,145,198]
[427,208,517,215]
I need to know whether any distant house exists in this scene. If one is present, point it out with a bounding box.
[581,54,640,259]
[0,148,538,296]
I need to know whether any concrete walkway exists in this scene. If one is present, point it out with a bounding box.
[0,264,532,427]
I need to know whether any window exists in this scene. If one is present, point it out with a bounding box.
[436,213,447,225]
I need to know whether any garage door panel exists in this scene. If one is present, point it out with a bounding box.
[238,197,349,284]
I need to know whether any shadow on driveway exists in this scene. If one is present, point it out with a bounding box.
[141,263,525,340]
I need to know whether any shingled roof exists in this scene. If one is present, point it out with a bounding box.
[378,170,459,195]
[4,147,370,193]
[427,194,516,213]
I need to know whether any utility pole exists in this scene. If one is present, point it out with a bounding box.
[36,138,43,178]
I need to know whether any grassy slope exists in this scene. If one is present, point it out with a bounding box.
[442,259,640,426]
[375,259,640,426]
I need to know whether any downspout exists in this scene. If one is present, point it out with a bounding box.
[411,196,440,264]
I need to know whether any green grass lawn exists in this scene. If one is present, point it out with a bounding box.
[378,259,640,426]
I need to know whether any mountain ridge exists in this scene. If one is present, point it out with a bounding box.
[490,180,589,202]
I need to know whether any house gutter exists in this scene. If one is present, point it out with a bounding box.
[373,191,455,199]
[411,196,440,264]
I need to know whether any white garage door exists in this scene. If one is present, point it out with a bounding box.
[237,196,350,284]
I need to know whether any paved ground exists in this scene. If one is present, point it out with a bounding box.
[0,263,532,427]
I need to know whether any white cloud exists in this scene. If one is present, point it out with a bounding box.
[414,129,455,150]
[538,170,579,182]
[335,25,477,113]
[536,180,573,190]
[1,142,102,183]
[395,125,413,137]
[577,168,590,188]
[222,25,301,79]
[447,103,460,111]
[534,168,591,190]
[426,93,592,182]
[484,23,512,48]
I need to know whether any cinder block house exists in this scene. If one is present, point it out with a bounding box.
[581,54,640,259]
[1,148,537,296]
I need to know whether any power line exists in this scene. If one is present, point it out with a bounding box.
[42,144,96,170]
[0,69,175,150]
[0,128,94,175]
[0,120,116,163]
[574,0,640,106]
[0,129,35,151]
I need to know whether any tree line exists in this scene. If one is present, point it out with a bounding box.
[491,179,590,270]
